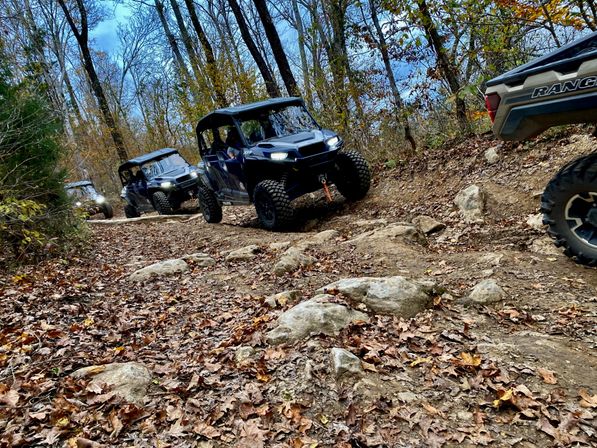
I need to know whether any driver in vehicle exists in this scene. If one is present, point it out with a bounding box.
[225,127,243,159]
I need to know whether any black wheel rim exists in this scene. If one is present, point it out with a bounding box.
[565,191,597,247]
[256,191,275,226]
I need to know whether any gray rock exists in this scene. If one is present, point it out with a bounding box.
[226,245,261,261]
[273,247,316,276]
[454,185,486,223]
[129,258,189,281]
[183,252,216,266]
[467,279,505,304]
[265,290,301,308]
[412,215,446,234]
[298,229,340,248]
[71,362,151,404]
[477,252,504,266]
[484,146,500,164]
[526,213,545,231]
[530,237,561,256]
[269,241,291,251]
[331,348,363,378]
[234,346,256,365]
[396,391,418,403]
[266,294,369,344]
[354,218,388,229]
[345,223,425,246]
[317,276,435,318]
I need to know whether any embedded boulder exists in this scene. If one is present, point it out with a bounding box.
[226,245,261,261]
[345,223,425,246]
[317,276,435,318]
[265,290,301,308]
[412,215,446,234]
[71,362,152,405]
[129,258,189,281]
[466,279,505,305]
[331,348,363,378]
[266,294,368,344]
[183,252,216,266]
[454,185,486,223]
[273,247,316,276]
[298,229,341,248]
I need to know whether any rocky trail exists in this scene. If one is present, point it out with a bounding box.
[1,132,596,447]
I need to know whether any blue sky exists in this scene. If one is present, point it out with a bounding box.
[90,2,130,53]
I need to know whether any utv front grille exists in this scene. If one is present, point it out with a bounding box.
[178,174,192,182]
[299,142,326,157]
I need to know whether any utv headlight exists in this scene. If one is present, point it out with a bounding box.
[270,152,289,161]
[75,201,82,207]
[326,136,340,148]
[160,181,173,189]
[190,171,198,178]
[95,195,106,204]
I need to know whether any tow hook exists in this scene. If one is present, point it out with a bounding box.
[319,174,333,203]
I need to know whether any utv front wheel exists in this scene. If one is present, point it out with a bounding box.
[198,185,222,223]
[153,191,173,215]
[124,204,140,219]
[541,153,597,266]
[334,150,371,201]
[254,180,294,230]
[102,203,114,219]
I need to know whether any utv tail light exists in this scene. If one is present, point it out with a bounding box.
[484,93,501,123]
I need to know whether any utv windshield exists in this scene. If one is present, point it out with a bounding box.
[239,105,319,145]
[66,185,97,199]
[141,153,188,179]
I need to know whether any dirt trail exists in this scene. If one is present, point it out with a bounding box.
[1,131,596,446]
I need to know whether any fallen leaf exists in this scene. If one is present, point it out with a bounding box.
[537,367,557,384]
[579,389,597,408]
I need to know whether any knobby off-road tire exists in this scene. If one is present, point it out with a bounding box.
[152,191,174,215]
[254,180,294,230]
[124,204,140,219]
[334,150,371,201]
[198,185,222,223]
[541,153,597,266]
[102,203,114,219]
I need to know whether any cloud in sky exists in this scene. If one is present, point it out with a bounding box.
[90,2,131,53]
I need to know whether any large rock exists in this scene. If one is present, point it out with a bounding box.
[71,362,151,404]
[273,247,316,276]
[412,215,445,235]
[183,252,216,266]
[129,259,189,281]
[466,279,505,304]
[530,237,561,256]
[454,185,485,223]
[484,146,500,164]
[345,223,425,246]
[226,245,261,261]
[317,276,435,318]
[331,348,363,378]
[266,294,369,344]
[298,230,340,248]
[526,213,545,231]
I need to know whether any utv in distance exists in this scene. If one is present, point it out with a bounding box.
[119,148,201,218]
[65,180,113,219]
[485,31,597,265]
[195,97,371,229]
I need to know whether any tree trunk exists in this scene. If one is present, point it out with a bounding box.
[228,0,281,97]
[168,0,206,86]
[182,0,229,106]
[416,0,469,134]
[252,0,299,96]
[369,0,416,151]
[291,0,312,105]
[57,0,129,162]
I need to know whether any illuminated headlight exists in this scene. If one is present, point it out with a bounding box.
[190,171,198,178]
[75,201,82,207]
[326,136,340,147]
[160,181,173,189]
[95,195,106,204]
[270,152,289,161]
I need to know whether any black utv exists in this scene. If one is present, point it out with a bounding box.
[65,180,113,219]
[195,97,371,229]
[485,31,597,265]
[118,148,201,218]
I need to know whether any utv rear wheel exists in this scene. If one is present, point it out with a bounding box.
[124,204,140,219]
[541,153,597,266]
[334,150,371,201]
[254,180,294,230]
[153,191,173,215]
[102,203,114,219]
[198,185,222,223]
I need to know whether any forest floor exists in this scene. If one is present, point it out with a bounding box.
[1,130,596,447]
